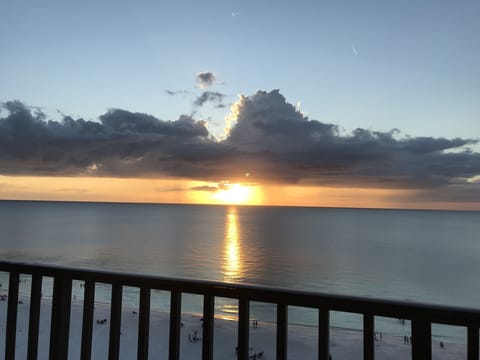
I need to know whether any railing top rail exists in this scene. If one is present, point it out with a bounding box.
[1,260,479,327]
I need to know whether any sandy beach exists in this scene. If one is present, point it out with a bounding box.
[0,289,467,359]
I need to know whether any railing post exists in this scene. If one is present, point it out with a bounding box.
[81,280,95,360]
[169,290,182,360]
[468,325,479,360]
[276,303,288,360]
[5,271,19,360]
[108,283,123,360]
[5,260,480,360]
[202,294,214,360]
[238,297,250,360]
[318,309,329,360]
[49,276,72,360]
[411,319,431,360]
[27,273,42,360]
[138,286,151,360]
[363,313,374,360]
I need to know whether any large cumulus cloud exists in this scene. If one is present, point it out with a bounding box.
[1,91,479,197]
[223,90,480,188]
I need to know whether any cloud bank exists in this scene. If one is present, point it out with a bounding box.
[1,90,480,202]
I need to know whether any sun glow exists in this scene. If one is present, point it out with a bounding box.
[213,183,253,204]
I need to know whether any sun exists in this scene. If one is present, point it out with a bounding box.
[213,183,253,204]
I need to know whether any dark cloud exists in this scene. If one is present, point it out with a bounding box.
[190,185,219,192]
[1,91,480,204]
[0,100,210,177]
[194,91,225,108]
[165,89,190,96]
[222,90,480,188]
[190,182,230,192]
[196,71,216,88]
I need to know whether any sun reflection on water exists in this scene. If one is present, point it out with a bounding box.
[222,207,243,283]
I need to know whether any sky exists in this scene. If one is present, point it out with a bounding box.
[1,0,479,209]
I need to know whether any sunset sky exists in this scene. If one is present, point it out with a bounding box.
[1,0,479,210]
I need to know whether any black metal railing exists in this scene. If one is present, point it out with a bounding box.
[0,260,479,360]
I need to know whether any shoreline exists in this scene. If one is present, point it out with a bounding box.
[0,287,469,345]
[0,292,466,359]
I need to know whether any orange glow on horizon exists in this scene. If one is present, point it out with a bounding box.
[0,175,478,211]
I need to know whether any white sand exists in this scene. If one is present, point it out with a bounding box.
[0,291,466,359]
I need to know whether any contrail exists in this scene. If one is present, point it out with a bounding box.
[352,46,358,56]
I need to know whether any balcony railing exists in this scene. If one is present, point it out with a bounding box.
[0,260,479,360]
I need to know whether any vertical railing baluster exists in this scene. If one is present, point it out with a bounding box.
[202,294,214,360]
[49,276,72,360]
[363,313,374,360]
[411,319,431,360]
[138,286,151,360]
[5,271,19,360]
[169,290,182,360]
[6,261,480,360]
[27,273,42,360]
[108,283,123,360]
[81,280,95,360]
[238,298,250,360]
[468,325,479,360]
[276,303,288,360]
[318,309,329,360]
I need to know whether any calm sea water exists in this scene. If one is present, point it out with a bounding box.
[1,200,479,341]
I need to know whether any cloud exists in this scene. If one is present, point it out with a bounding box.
[190,182,230,192]
[190,185,219,192]
[196,71,216,88]
[194,91,225,108]
[0,100,210,177]
[154,186,186,193]
[222,90,480,188]
[1,92,480,205]
[165,89,190,96]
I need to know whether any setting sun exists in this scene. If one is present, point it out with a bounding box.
[213,183,253,204]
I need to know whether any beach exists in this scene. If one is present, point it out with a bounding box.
[0,291,466,359]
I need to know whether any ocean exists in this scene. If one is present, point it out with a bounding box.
[1,200,479,341]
